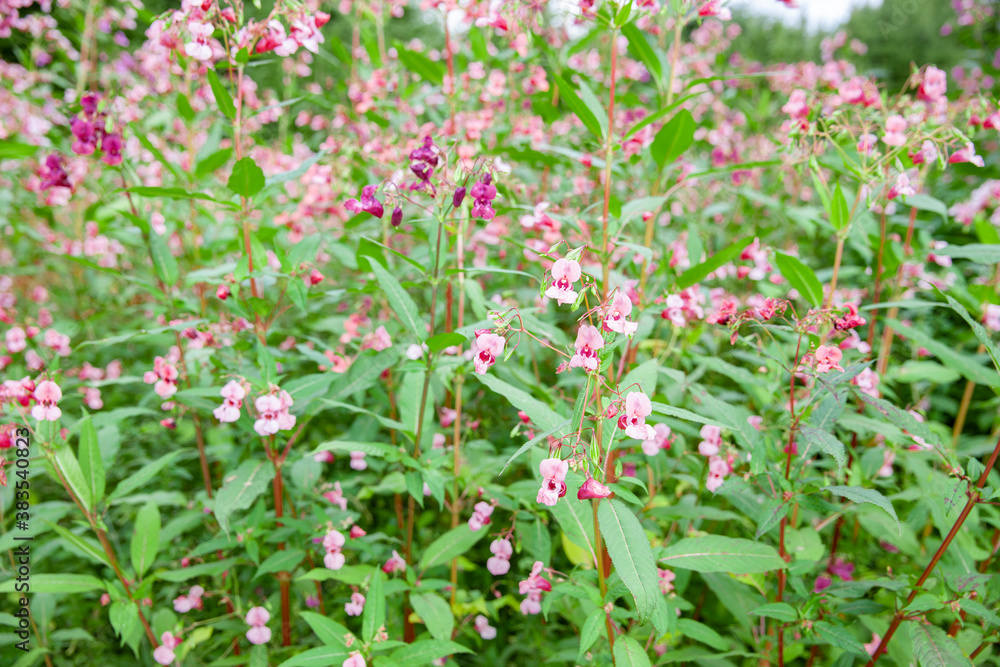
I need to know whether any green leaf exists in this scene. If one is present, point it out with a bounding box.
[825,485,899,531]
[297,565,374,586]
[621,22,662,82]
[909,621,973,667]
[676,238,752,289]
[395,43,445,83]
[813,621,868,657]
[499,419,572,475]
[311,440,398,458]
[750,602,797,622]
[176,93,195,121]
[651,109,695,170]
[418,525,487,572]
[195,147,233,178]
[550,70,604,141]
[597,499,659,624]
[932,244,1000,264]
[612,635,652,667]
[254,549,305,579]
[959,599,1000,627]
[362,569,385,642]
[227,157,266,199]
[78,414,105,507]
[659,536,787,573]
[54,442,92,512]
[425,332,465,353]
[156,558,238,582]
[887,318,997,387]
[107,451,183,502]
[390,640,474,666]
[109,600,138,644]
[43,521,109,567]
[650,402,725,428]
[206,68,236,119]
[214,460,276,534]
[0,574,103,593]
[676,618,728,651]
[798,426,846,469]
[130,501,160,577]
[0,141,40,159]
[411,593,453,641]
[300,611,349,647]
[774,252,824,308]
[938,290,1000,380]
[148,231,179,287]
[576,80,608,140]
[277,646,350,667]
[578,608,605,660]
[476,373,564,432]
[369,260,424,339]
[830,183,850,231]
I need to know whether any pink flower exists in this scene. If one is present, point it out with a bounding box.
[747,416,764,431]
[814,345,844,373]
[910,140,938,165]
[474,615,497,640]
[813,575,832,593]
[153,631,182,665]
[468,501,494,531]
[781,90,809,120]
[698,424,722,456]
[878,448,895,477]
[324,529,346,570]
[31,380,62,421]
[852,368,880,398]
[518,561,551,615]
[472,330,505,375]
[349,451,367,471]
[618,392,655,441]
[544,258,582,305]
[345,185,384,218]
[343,652,367,667]
[569,325,604,372]
[577,477,612,500]
[642,423,672,456]
[488,538,513,575]
[253,391,296,436]
[173,585,205,613]
[886,172,915,200]
[863,633,882,657]
[657,568,676,594]
[471,174,498,220]
[856,133,877,155]
[323,482,348,510]
[948,142,985,167]
[383,550,407,574]
[698,0,731,19]
[918,66,947,103]
[705,455,730,492]
[144,356,179,399]
[184,21,215,61]
[882,114,907,147]
[5,327,25,353]
[245,606,271,645]
[213,380,245,423]
[345,592,365,616]
[603,292,639,335]
[536,458,569,506]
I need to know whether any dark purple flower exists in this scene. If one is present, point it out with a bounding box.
[409,136,439,168]
[39,154,71,190]
[453,186,466,208]
[391,206,402,227]
[101,133,123,166]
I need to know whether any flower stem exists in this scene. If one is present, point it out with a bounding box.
[866,433,1000,665]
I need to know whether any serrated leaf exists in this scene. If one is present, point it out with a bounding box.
[477,373,564,432]
[750,602,797,622]
[799,426,846,469]
[214,460,276,535]
[54,442,92,512]
[597,499,659,624]
[612,635,652,667]
[825,485,899,532]
[300,611,349,647]
[390,640,474,665]
[499,420,571,475]
[550,70,604,140]
[369,260,424,339]
[938,290,1000,380]
[578,608,605,660]
[0,574,103,593]
[418,525,486,572]
[886,318,996,387]
[362,569,385,642]
[676,618,728,651]
[78,414,105,507]
[774,252,823,308]
[425,332,465,353]
[909,621,974,667]
[254,549,305,580]
[659,536,787,573]
[621,22,662,82]
[107,451,183,502]
[813,621,868,657]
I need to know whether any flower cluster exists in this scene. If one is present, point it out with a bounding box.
[468,501,494,531]
[143,356,179,399]
[252,389,295,436]
[470,174,498,220]
[70,93,123,166]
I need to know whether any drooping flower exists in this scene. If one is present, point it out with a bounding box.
[705,455,730,492]
[345,185,385,218]
[642,423,672,456]
[253,390,296,436]
[144,356,179,399]
[345,592,365,616]
[213,380,246,423]
[536,458,569,506]
[472,330,505,375]
[474,614,497,639]
[173,585,205,613]
[153,632,182,665]
[698,424,722,457]
[544,258,581,305]
[343,652,367,667]
[602,292,639,336]
[577,476,612,500]
[245,607,271,645]
[487,538,512,575]
[882,115,907,147]
[918,65,947,103]
[887,172,915,200]
[323,482,348,510]
[618,392,655,440]
[657,568,676,594]
[948,142,985,167]
[468,501,494,531]
[323,529,346,570]
[568,325,604,372]
[518,561,552,615]
[852,367,880,398]
[471,174,497,220]
[383,550,407,574]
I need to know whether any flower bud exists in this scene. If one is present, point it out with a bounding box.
[391,206,403,227]
[453,186,466,208]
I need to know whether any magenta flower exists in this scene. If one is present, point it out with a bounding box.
[781,90,809,120]
[39,154,71,190]
[569,324,603,372]
[948,142,985,167]
[602,292,639,336]
[487,538,513,575]
[813,345,844,373]
[382,550,407,574]
[345,592,365,616]
[31,380,62,421]
[472,330,505,375]
[544,258,582,306]
[471,174,497,220]
[536,458,569,506]
[577,476,612,500]
[618,392,655,441]
[834,303,866,330]
[345,185,385,218]
[245,606,271,645]
[813,575,832,593]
